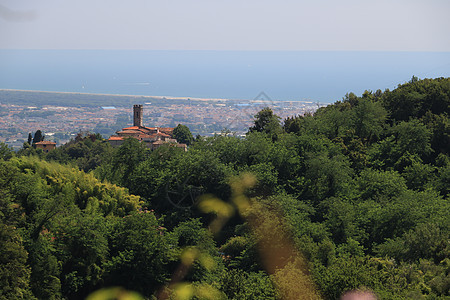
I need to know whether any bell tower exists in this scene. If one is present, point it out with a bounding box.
[133,104,143,127]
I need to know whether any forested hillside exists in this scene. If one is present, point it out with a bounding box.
[1,77,449,299]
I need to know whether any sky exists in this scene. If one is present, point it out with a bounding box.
[0,0,449,51]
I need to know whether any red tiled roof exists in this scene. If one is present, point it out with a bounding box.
[35,141,56,145]
[117,130,142,134]
[139,134,160,140]
[112,125,175,143]
[156,132,170,137]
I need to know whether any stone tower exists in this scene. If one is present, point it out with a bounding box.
[133,104,143,127]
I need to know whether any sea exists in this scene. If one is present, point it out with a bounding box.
[1,50,449,104]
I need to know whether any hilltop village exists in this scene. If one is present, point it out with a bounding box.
[108,105,187,150]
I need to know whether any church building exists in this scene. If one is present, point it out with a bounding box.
[108,105,187,151]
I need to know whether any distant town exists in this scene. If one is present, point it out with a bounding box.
[0,89,322,149]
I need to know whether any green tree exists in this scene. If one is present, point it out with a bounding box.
[32,130,44,146]
[303,152,353,203]
[170,218,216,254]
[28,238,62,299]
[356,168,407,202]
[47,133,113,172]
[410,75,419,83]
[57,213,108,299]
[283,115,304,134]
[173,124,194,146]
[402,158,435,191]
[323,198,364,245]
[351,99,387,142]
[368,120,433,170]
[249,107,283,140]
[376,222,449,264]
[169,219,224,284]
[100,138,148,187]
[0,142,13,161]
[313,256,407,300]
[312,104,352,140]
[220,269,276,300]
[104,213,173,297]
[382,77,450,122]
[421,111,449,159]
[0,223,35,299]
[392,119,432,158]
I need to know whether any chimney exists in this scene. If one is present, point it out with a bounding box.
[133,104,143,127]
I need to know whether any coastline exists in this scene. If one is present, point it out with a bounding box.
[0,88,315,104]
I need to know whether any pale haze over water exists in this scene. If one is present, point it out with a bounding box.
[1,50,449,103]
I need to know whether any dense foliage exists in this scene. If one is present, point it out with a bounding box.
[1,77,449,299]
[173,124,194,146]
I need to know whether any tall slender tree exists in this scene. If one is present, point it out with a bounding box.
[32,130,44,146]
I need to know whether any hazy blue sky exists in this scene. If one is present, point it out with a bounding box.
[1,0,449,51]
